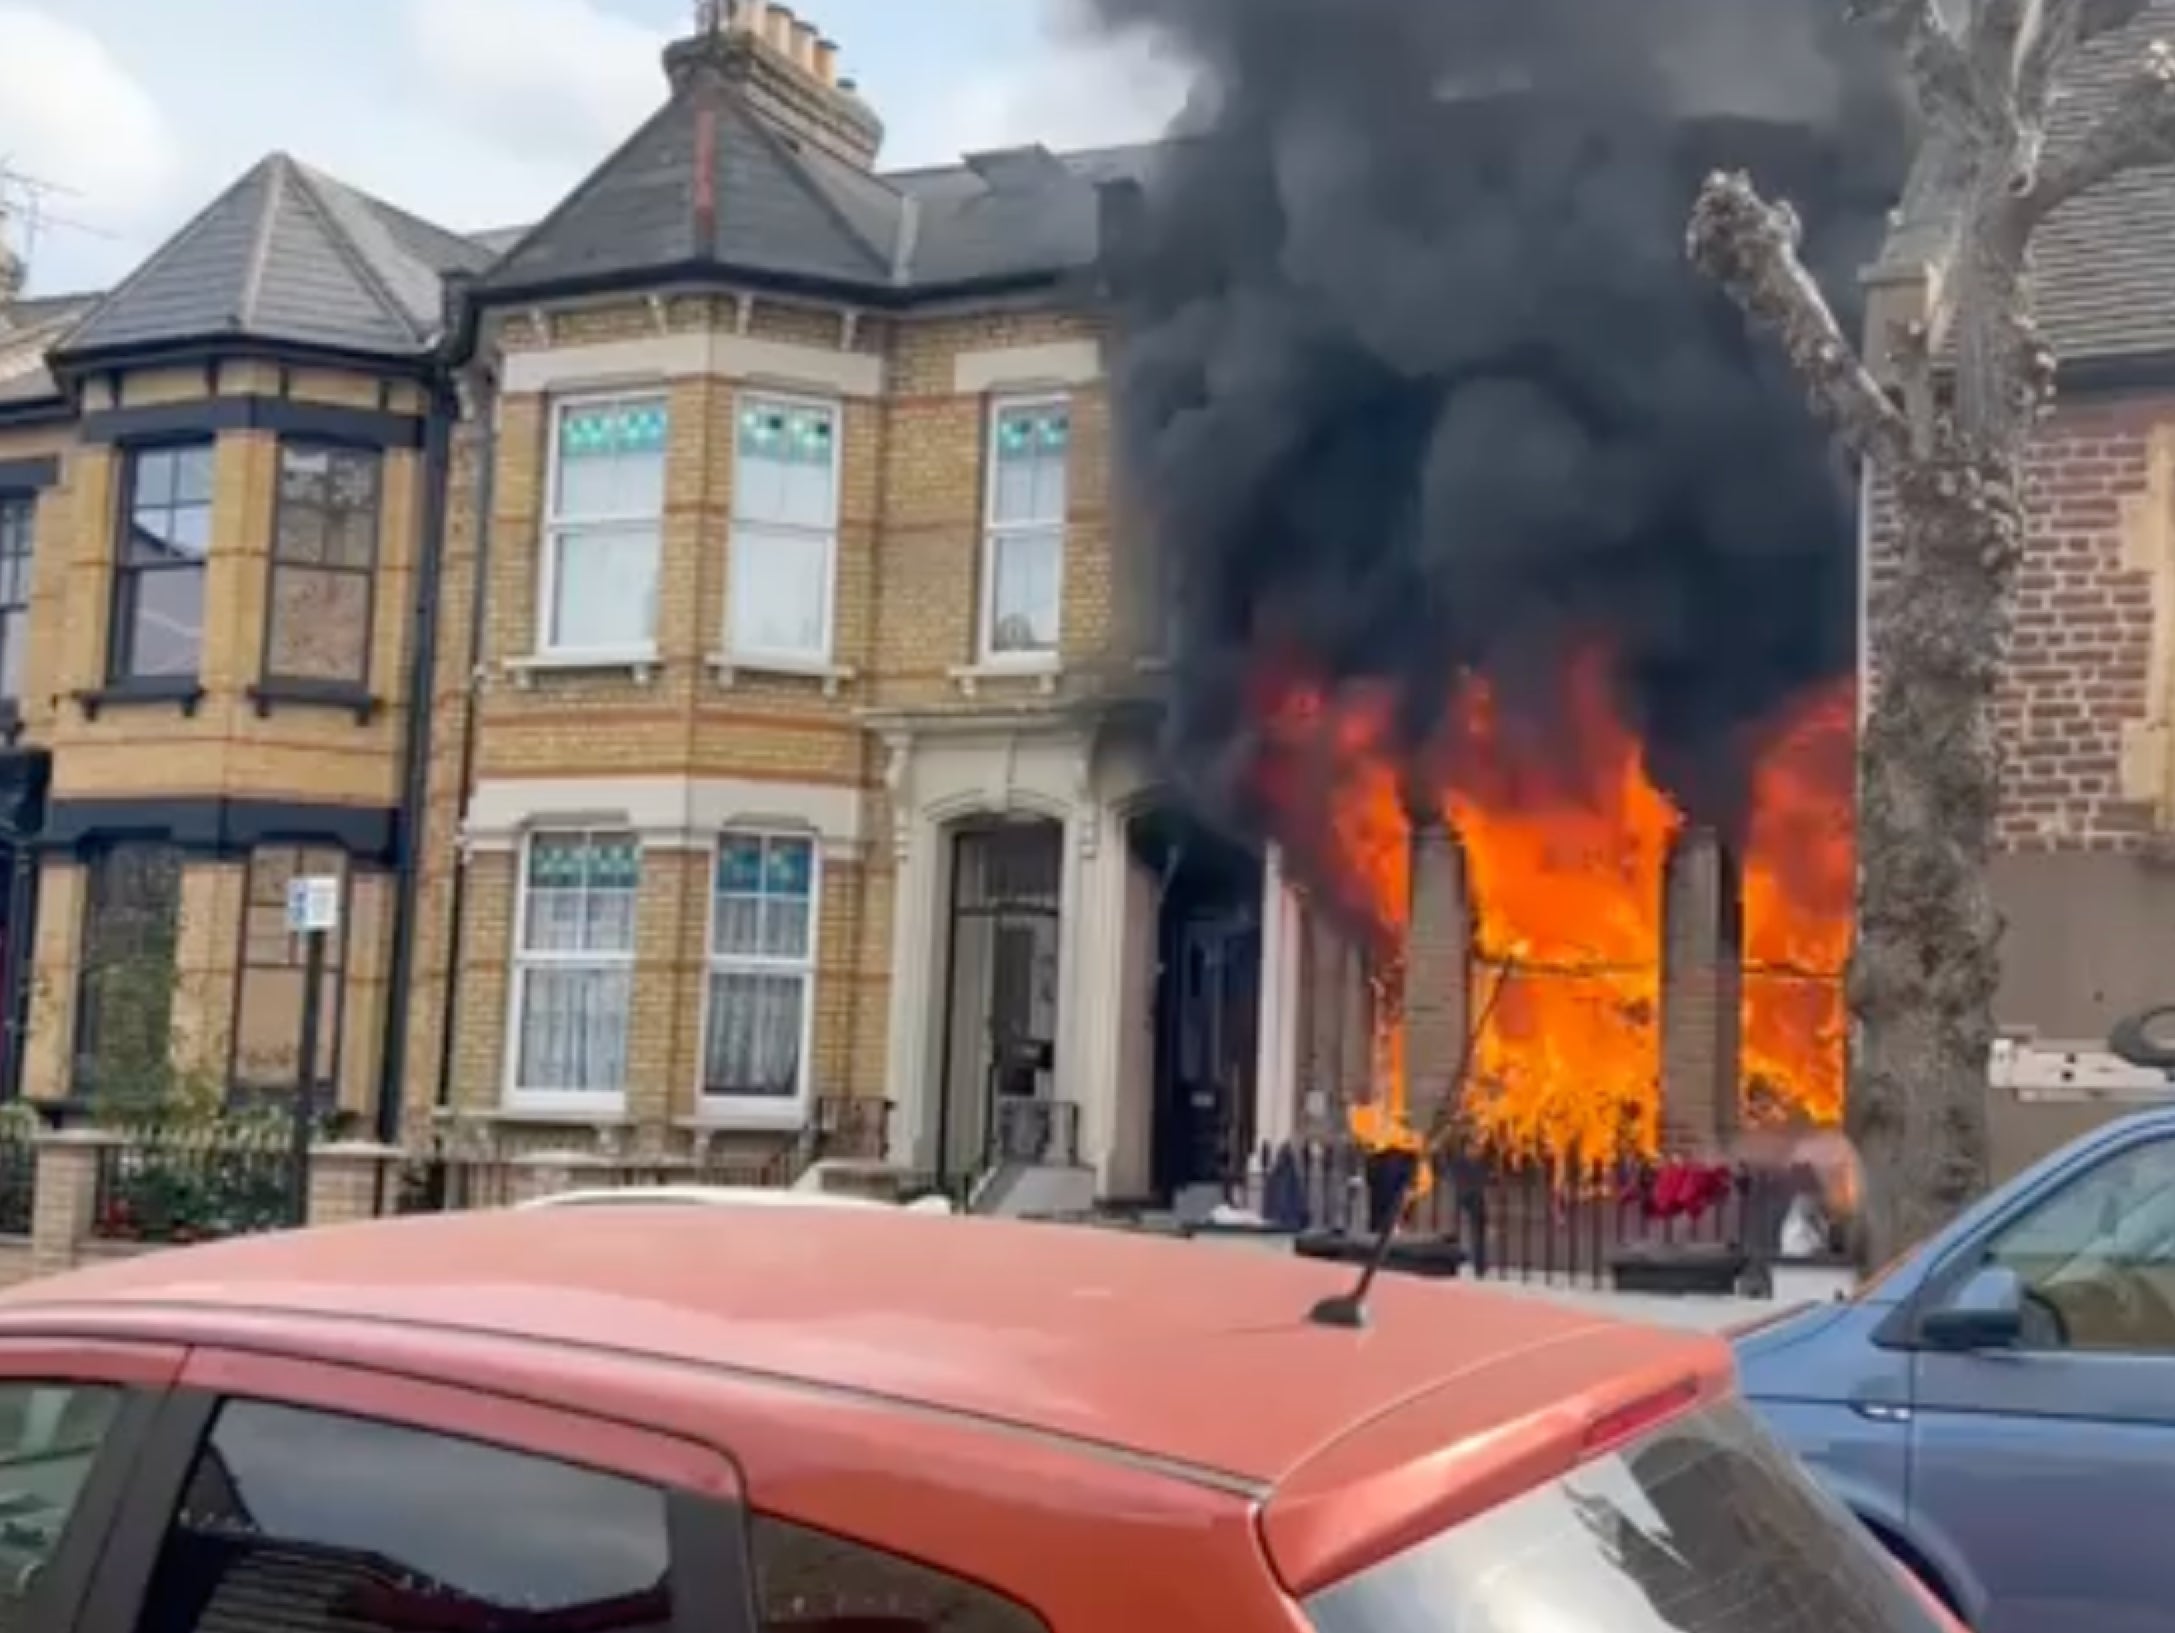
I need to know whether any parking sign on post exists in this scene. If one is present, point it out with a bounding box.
[286,875,342,936]
[284,875,341,1225]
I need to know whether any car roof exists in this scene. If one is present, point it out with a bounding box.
[520,1186,896,1210]
[0,1208,1724,1492]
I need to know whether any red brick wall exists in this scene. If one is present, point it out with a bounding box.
[1867,392,2166,855]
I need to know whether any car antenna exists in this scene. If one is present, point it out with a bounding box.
[1308,957,1514,1331]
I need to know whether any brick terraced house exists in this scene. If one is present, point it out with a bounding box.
[1868,0,2175,1171]
[0,1,2167,1205]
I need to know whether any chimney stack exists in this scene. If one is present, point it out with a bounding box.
[664,4,884,168]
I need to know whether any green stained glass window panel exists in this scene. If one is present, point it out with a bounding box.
[718,837,765,894]
[995,408,1070,463]
[764,839,813,899]
[560,402,669,460]
[585,840,641,890]
[528,839,585,889]
[738,405,834,466]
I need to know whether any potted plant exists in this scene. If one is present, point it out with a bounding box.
[1609,1157,1751,1295]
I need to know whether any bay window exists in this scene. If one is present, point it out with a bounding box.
[111,444,213,682]
[510,832,639,1102]
[703,832,817,1110]
[265,443,380,687]
[0,495,30,705]
[231,846,346,1110]
[74,844,183,1098]
[981,398,1069,661]
[542,395,665,656]
[729,397,837,664]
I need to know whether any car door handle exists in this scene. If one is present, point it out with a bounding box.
[1850,1400,1913,1425]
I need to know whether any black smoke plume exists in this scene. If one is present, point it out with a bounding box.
[1090,0,1908,847]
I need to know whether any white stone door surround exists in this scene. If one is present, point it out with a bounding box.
[878,717,1302,1197]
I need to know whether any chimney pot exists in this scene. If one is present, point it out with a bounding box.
[765,3,795,52]
[733,0,768,32]
[814,36,840,85]
[790,17,819,72]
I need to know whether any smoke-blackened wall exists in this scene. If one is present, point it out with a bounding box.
[1093,0,1908,851]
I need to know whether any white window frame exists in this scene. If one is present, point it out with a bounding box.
[726,391,841,669]
[978,392,1071,667]
[537,390,668,662]
[503,828,640,1114]
[694,828,822,1129]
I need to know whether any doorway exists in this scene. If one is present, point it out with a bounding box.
[934,818,1064,1185]
[1131,811,1263,1202]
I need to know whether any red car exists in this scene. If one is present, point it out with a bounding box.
[0,1205,1956,1630]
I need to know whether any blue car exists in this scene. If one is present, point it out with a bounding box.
[1737,1106,2175,1633]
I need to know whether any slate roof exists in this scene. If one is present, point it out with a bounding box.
[1886,0,2175,365]
[57,153,495,363]
[475,28,1160,306]
[0,291,98,411]
[2031,1,2175,362]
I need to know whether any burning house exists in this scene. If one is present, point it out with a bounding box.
[1098,0,1895,1183]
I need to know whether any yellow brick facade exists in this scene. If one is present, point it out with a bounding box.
[407,290,1144,1145]
[0,358,431,1123]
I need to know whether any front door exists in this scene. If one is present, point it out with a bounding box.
[1159,912,1261,1196]
[1909,1129,2175,1633]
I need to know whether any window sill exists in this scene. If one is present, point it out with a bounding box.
[503,651,661,689]
[73,678,205,721]
[495,1096,631,1123]
[705,652,857,697]
[676,1103,811,1136]
[949,658,1063,699]
[247,679,382,725]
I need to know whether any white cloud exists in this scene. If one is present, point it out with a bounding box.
[0,6,176,218]
[891,32,1190,166]
[401,0,667,166]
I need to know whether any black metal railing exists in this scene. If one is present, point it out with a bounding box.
[93,1124,300,1244]
[1262,1139,1786,1291]
[0,1131,32,1237]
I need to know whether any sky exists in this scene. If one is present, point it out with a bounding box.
[0,0,1195,297]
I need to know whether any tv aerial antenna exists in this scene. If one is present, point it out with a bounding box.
[0,160,118,284]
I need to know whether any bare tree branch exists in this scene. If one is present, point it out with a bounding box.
[1687,171,1911,465]
[2014,40,2175,227]
[1849,0,1987,131]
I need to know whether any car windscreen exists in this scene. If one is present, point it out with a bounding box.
[1305,1400,1946,1633]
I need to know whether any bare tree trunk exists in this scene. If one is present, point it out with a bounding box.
[1691,0,2174,1263]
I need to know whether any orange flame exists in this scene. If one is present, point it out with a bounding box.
[1739,678,1855,1127]
[1436,652,1679,1164]
[1251,649,1854,1172]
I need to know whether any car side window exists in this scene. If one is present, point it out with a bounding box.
[753,1513,1047,1631]
[1985,1137,2175,1353]
[130,1399,674,1632]
[0,1381,122,1629]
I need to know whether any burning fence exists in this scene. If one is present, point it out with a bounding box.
[1253,651,1854,1166]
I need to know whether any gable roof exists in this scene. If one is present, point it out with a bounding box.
[58,153,494,364]
[478,76,904,300]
